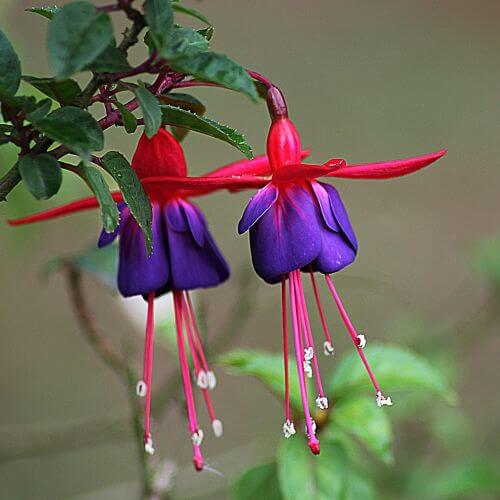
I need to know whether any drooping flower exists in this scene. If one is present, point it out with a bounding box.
[225,87,446,454]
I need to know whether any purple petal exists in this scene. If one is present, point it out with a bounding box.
[320,182,358,251]
[118,203,169,297]
[311,181,339,231]
[165,204,229,290]
[310,229,356,274]
[98,202,127,248]
[249,183,322,284]
[181,200,206,247]
[164,201,188,232]
[238,183,278,234]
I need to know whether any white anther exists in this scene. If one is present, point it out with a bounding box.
[283,420,296,438]
[304,347,314,361]
[206,370,217,390]
[144,437,155,455]
[316,396,329,410]
[196,370,208,389]
[191,429,204,446]
[376,391,393,407]
[136,380,147,397]
[305,419,317,438]
[323,341,335,356]
[357,334,367,349]
[212,419,223,438]
[303,361,313,378]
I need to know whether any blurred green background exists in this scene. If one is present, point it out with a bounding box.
[0,1,499,499]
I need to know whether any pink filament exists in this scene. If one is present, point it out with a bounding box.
[289,271,320,454]
[185,292,210,373]
[310,272,333,344]
[281,276,291,422]
[173,292,205,471]
[143,291,155,443]
[324,275,381,394]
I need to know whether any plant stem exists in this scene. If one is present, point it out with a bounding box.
[0,164,20,202]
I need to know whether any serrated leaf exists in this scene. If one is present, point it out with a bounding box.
[87,44,132,73]
[173,4,212,26]
[0,29,22,94]
[161,105,253,158]
[115,101,138,133]
[23,76,82,106]
[48,1,113,79]
[76,163,119,233]
[18,154,62,200]
[134,85,162,138]
[158,93,205,115]
[218,350,301,412]
[166,27,209,57]
[169,51,258,102]
[102,151,152,253]
[145,0,174,56]
[233,463,282,500]
[26,6,59,20]
[330,396,393,464]
[25,98,52,122]
[36,106,104,161]
[329,344,458,404]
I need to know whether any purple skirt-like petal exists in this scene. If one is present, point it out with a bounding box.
[118,203,170,297]
[165,200,230,291]
[97,202,127,248]
[248,183,323,284]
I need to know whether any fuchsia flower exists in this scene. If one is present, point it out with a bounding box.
[213,87,446,454]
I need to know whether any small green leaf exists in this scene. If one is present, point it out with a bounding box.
[87,44,132,73]
[328,344,458,404]
[26,6,59,20]
[144,0,174,56]
[166,27,209,57]
[169,51,258,102]
[48,1,113,79]
[18,154,62,200]
[159,93,205,141]
[36,106,104,161]
[102,151,152,253]
[115,101,138,133]
[0,29,22,94]
[330,396,393,464]
[25,99,52,123]
[218,350,301,412]
[161,105,253,158]
[0,91,37,115]
[233,463,282,500]
[76,163,119,233]
[173,4,212,26]
[23,76,82,106]
[134,85,162,138]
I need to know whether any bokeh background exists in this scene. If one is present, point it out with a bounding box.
[1,1,499,498]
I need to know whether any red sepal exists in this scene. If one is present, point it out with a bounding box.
[272,159,345,183]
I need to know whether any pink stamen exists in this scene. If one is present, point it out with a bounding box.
[173,292,205,471]
[289,272,320,455]
[185,293,210,374]
[309,272,333,345]
[281,276,291,422]
[325,275,381,394]
[294,273,327,400]
[143,291,155,446]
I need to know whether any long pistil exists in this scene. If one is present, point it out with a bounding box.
[281,276,295,438]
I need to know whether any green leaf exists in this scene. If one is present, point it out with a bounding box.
[76,163,119,233]
[23,76,82,106]
[115,101,138,133]
[134,85,162,138]
[102,151,152,253]
[36,106,104,161]
[278,438,348,500]
[25,98,52,122]
[330,396,393,464]
[87,44,132,73]
[329,344,458,404]
[233,463,282,500]
[159,93,205,141]
[26,6,60,20]
[0,29,22,94]
[0,91,37,115]
[144,0,174,56]
[48,1,113,79]
[18,154,62,200]
[161,105,253,158]
[218,350,302,412]
[198,26,214,41]
[169,51,258,102]
[173,4,212,26]
[166,27,209,57]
